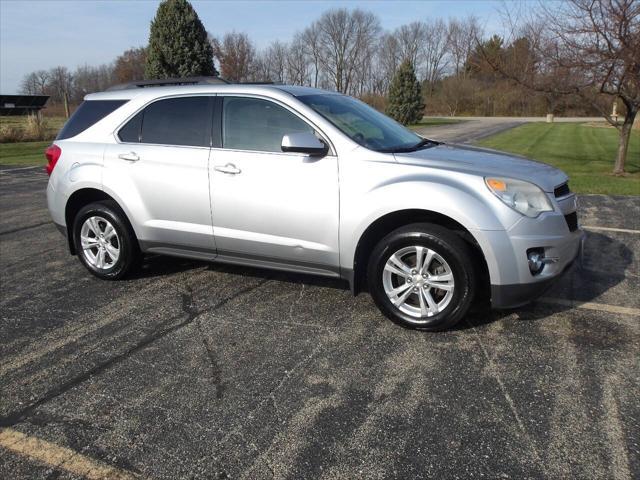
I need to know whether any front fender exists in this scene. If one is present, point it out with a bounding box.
[339,170,519,277]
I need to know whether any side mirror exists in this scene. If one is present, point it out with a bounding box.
[281,132,328,156]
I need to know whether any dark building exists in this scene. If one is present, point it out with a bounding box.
[0,94,49,116]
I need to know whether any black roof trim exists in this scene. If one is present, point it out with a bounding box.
[236,81,279,85]
[107,76,230,91]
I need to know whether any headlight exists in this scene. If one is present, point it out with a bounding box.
[485,177,553,217]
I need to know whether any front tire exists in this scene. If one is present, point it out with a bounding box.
[367,223,476,331]
[72,201,139,280]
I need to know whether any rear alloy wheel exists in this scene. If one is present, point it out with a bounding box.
[368,223,475,331]
[80,216,121,270]
[73,201,139,280]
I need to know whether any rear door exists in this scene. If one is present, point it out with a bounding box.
[103,95,216,257]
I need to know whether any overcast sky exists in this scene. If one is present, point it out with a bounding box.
[0,0,507,94]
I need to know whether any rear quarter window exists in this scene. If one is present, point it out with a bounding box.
[117,96,213,147]
[56,100,127,140]
[140,97,212,147]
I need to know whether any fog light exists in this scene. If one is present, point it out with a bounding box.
[527,248,545,275]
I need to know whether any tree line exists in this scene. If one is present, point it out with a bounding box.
[18,0,638,172]
[19,3,600,118]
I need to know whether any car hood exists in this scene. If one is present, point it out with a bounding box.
[394,143,567,192]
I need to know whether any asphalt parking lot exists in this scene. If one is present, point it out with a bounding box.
[1,165,639,479]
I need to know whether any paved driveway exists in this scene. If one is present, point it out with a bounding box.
[0,164,638,479]
[415,116,604,143]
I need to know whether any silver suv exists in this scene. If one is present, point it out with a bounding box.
[46,80,583,330]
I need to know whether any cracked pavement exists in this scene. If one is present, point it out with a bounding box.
[1,165,639,479]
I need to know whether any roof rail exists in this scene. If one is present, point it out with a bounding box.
[237,81,278,85]
[106,76,230,91]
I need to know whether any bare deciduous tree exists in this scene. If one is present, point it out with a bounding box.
[48,66,73,116]
[250,55,270,83]
[20,72,40,95]
[422,19,449,96]
[447,16,482,78]
[313,8,381,94]
[396,21,428,67]
[489,0,639,174]
[376,32,401,93]
[301,23,322,88]
[376,19,448,96]
[287,33,311,86]
[73,64,114,102]
[113,47,147,84]
[264,40,289,83]
[20,70,50,95]
[212,32,256,82]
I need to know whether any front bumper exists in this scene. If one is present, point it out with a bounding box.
[490,239,582,308]
[471,208,585,309]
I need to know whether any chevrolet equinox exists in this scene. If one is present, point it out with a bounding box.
[46,81,583,330]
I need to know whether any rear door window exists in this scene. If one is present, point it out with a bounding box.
[140,97,212,147]
[56,100,127,140]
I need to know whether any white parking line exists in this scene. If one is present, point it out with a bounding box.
[0,166,43,173]
[583,225,640,234]
[540,297,640,316]
[0,428,141,479]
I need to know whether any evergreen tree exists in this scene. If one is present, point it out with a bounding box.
[386,60,425,125]
[145,0,217,79]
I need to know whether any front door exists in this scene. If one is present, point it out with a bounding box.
[209,96,339,275]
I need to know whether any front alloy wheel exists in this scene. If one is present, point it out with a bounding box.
[368,223,476,331]
[382,245,455,318]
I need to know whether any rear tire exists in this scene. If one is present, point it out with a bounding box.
[72,201,139,280]
[367,223,476,331]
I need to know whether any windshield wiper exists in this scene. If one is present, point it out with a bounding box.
[390,138,439,153]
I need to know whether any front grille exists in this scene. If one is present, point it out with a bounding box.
[554,182,571,198]
[564,211,578,232]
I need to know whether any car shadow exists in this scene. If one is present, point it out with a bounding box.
[129,230,633,329]
[459,230,635,330]
[131,253,351,290]
[126,254,207,280]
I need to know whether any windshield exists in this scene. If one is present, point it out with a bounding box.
[298,93,428,152]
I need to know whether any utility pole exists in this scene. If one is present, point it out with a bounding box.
[63,91,70,118]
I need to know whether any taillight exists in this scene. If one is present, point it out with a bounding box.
[45,144,62,176]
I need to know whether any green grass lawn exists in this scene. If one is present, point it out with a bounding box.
[0,141,50,167]
[478,122,640,195]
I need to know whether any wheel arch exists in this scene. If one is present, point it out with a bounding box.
[350,209,490,300]
[64,188,136,255]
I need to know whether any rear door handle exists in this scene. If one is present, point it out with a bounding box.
[118,152,139,162]
[214,163,241,175]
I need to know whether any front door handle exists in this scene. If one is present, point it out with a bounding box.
[118,152,140,162]
[214,163,241,175]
